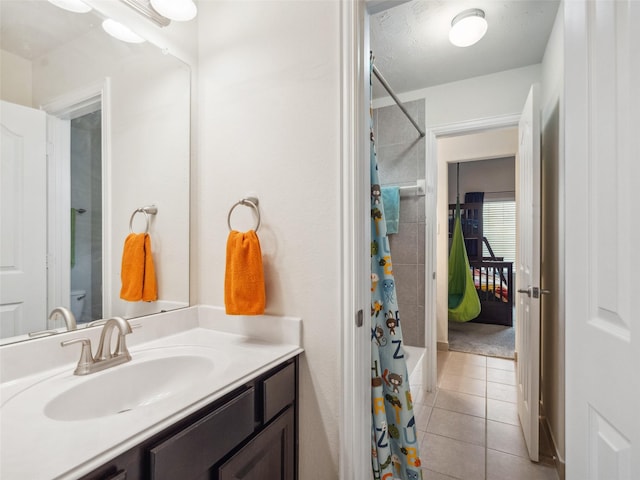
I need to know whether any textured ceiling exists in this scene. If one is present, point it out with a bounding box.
[0,0,99,61]
[370,0,560,97]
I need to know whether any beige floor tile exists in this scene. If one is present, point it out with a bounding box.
[437,351,451,374]
[427,408,486,446]
[415,404,434,432]
[486,357,515,371]
[421,468,460,480]
[487,399,520,426]
[439,374,486,397]
[448,351,487,367]
[421,433,486,480]
[486,368,516,386]
[444,362,487,381]
[435,389,486,418]
[486,449,558,480]
[486,382,517,404]
[426,347,560,480]
[486,420,529,458]
[437,359,449,385]
[412,386,438,407]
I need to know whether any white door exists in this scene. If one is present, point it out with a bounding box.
[565,1,640,478]
[0,101,48,337]
[516,84,541,462]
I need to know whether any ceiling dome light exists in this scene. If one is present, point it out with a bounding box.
[102,19,146,44]
[150,0,197,21]
[47,0,92,13]
[449,8,488,47]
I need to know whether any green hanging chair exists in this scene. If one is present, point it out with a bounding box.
[448,169,481,322]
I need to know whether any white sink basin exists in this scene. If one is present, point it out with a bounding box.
[44,354,215,421]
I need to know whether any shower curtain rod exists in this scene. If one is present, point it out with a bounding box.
[372,64,426,138]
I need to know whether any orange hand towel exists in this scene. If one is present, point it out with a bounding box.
[120,233,158,302]
[224,230,265,315]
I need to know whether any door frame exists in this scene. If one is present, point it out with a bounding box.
[430,114,520,373]
[339,1,370,478]
[40,79,112,319]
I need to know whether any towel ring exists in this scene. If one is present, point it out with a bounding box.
[227,197,260,232]
[129,205,158,234]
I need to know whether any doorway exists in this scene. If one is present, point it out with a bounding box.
[445,155,517,359]
[69,109,102,324]
[435,126,519,362]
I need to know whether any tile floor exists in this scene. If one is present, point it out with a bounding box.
[410,351,559,480]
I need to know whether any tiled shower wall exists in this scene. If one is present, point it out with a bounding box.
[70,111,102,323]
[374,99,426,348]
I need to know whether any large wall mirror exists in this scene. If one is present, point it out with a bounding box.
[0,0,190,345]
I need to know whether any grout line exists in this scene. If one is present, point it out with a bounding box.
[484,356,489,480]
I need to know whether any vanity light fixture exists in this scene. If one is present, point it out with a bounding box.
[102,19,146,44]
[150,0,197,22]
[449,8,488,47]
[47,0,92,14]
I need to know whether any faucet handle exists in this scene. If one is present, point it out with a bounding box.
[61,338,95,375]
[85,319,107,328]
[28,329,59,338]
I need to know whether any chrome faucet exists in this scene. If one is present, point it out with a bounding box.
[61,317,134,375]
[29,306,78,338]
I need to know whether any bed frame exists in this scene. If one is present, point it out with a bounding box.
[469,260,513,327]
[449,201,514,327]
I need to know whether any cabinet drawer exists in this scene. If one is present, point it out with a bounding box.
[150,388,254,480]
[218,407,295,480]
[262,362,295,423]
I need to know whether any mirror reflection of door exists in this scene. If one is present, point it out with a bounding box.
[70,110,102,324]
[0,100,48,337]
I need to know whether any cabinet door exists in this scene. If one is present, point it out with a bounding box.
[150,388,255,480]
[218,407,294,480]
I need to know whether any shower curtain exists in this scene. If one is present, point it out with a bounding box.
[370,55,423,480]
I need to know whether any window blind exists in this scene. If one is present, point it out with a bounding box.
[483,200,516,263]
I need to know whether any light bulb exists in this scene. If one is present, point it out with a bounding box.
[449,9,488,48]
[150,0,197,22]
[102,19,145,44]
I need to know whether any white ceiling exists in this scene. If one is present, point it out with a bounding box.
[369,0,560,97]
[0,0,98,61]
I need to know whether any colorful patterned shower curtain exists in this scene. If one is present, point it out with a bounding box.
[370,55,423,480]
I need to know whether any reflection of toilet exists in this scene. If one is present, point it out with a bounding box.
[70,290,86,322]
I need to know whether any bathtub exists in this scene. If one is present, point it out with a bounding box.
[403,345,426,383]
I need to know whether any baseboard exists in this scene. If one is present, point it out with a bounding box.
[437,341,449,351]
[539,404,566,480]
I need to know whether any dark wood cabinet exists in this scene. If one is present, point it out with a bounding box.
[80,357,298,480]
[218,407,295,480]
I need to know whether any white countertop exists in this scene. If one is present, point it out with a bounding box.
[0,306,303,480]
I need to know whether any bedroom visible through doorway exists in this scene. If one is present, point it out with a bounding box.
[446,156,516,359]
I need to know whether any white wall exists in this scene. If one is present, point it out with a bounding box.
[0,50,32,106]
[195,2,342,477]
[446,157,516,205]
[373,64,541,128]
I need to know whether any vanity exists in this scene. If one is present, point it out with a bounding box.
[82,358,297,480]
[0,306,303,480]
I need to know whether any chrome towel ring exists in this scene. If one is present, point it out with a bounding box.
[129,205,158,234]
[227,197,260,232]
